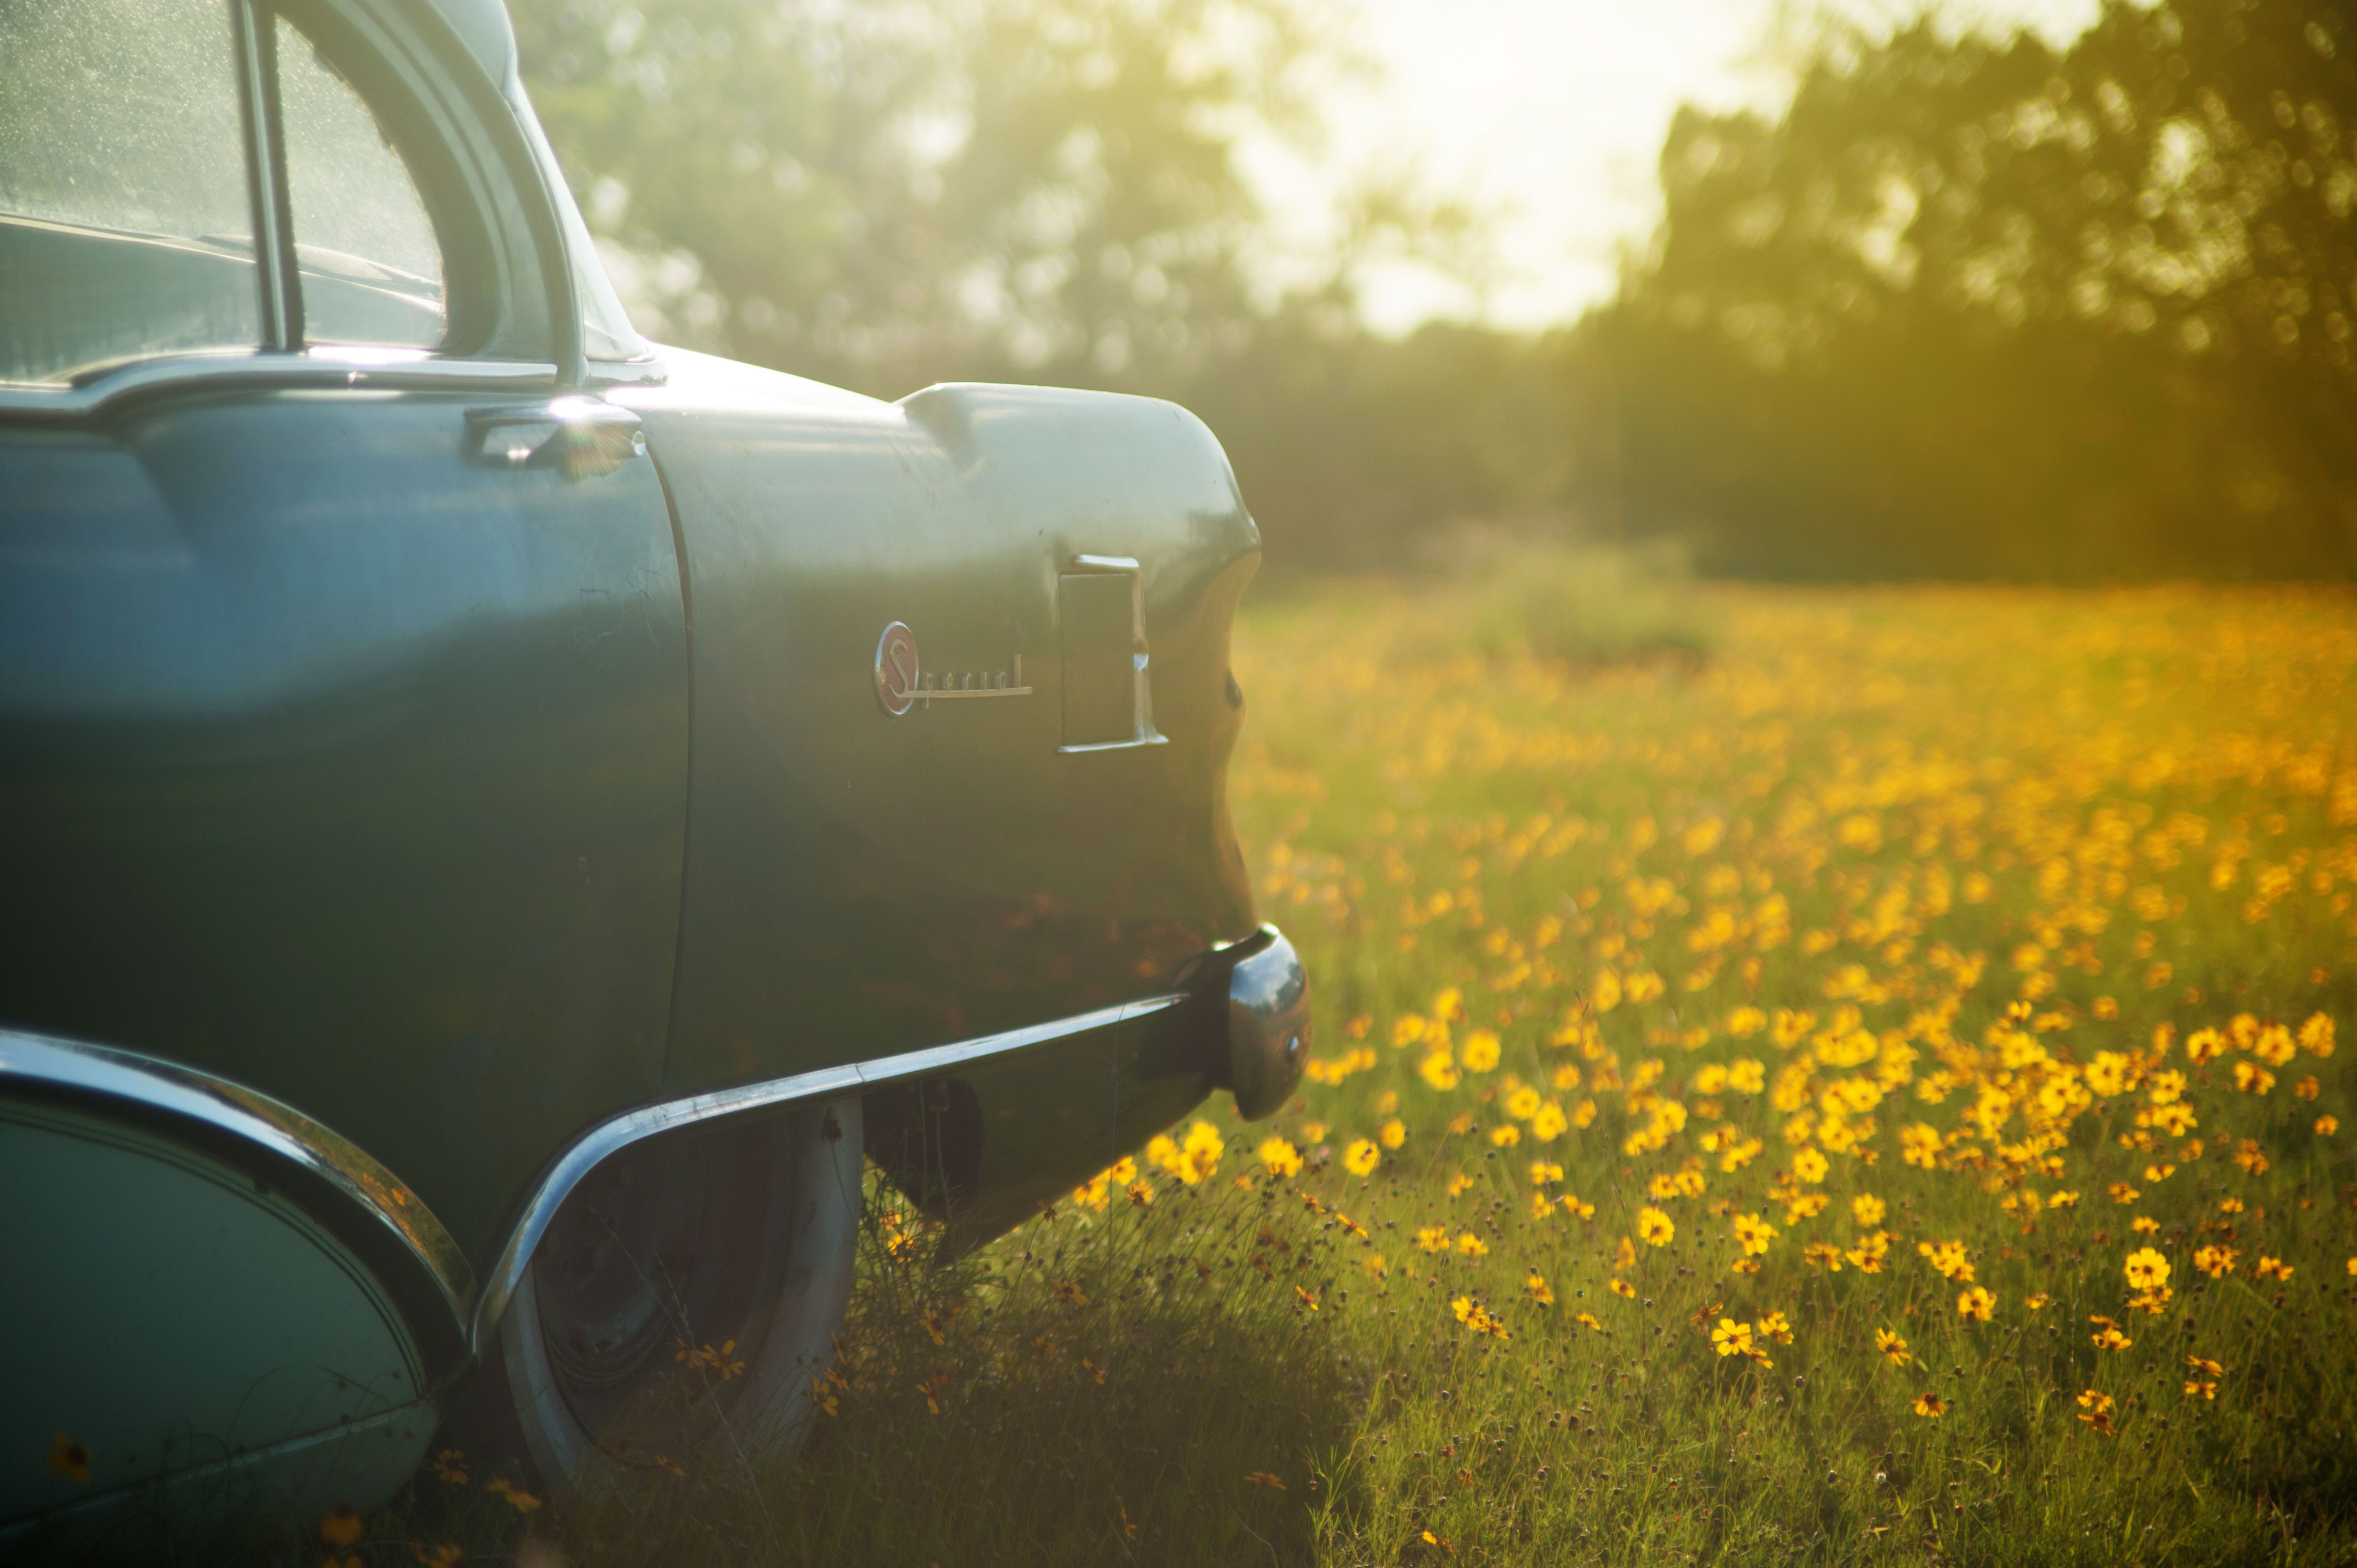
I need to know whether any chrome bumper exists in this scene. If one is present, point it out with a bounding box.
[1208,925,1310,1121]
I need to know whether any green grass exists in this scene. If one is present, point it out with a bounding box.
[1454,540,1710,667]
[366,582,2357,1566]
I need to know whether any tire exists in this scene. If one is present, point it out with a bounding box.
[488,1096,861,1493]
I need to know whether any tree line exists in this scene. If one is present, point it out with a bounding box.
[516,0,2356,580]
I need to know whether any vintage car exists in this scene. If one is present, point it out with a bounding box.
[0,0,1307,1547]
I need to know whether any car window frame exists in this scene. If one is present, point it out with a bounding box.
[0,0,582,421]
[265,1,472,358]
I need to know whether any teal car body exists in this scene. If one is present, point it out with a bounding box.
[0,0,1306,1545]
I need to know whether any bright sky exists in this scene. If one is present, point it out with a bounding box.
[1263,0,2108,333]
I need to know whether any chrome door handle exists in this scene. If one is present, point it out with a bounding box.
[466,396,645,479]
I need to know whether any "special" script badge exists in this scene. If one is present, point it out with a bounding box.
[874,621,1033,716]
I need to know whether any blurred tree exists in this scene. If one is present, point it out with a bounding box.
[512,0,1522,568]
[513,0,1366,395]
[517,0,2354,580]
[1187,316,1576,568]
[1608,0,2357,579]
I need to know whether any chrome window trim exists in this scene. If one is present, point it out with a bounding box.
[0,349,560,422]
[0,1029,477,1326]
[583,353,671,389]
[231,0,300,349]
[0,0,581,407]
[470,992,1188,1352]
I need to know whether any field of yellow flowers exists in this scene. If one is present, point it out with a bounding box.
[1212,581,2357,1564]
[447,583,2357,1568]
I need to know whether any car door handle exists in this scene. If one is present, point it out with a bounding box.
[466,395,645,479]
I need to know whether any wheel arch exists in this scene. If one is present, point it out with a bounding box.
[0,1028,475,1381]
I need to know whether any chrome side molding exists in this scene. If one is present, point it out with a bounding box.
[1,979,1238,1367]
[470,992,1187,1351]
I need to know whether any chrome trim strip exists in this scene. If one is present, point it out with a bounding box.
[1058,734,1172,754]
[230,0,296,350]
[0,991,1195,1366]
[0,1030,476,1325]
[470,992,1187,1350]
[584,352,671,388]
[0,352,560,421]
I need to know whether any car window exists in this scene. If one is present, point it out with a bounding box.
[0,0,261,384]
[276,13,446,350]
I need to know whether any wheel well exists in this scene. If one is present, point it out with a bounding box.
[861,1076,984,1220]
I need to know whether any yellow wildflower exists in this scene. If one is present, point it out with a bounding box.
[485,1477,543,1514]
[2192,1245,2237,1278]
[1918,1239,1974,1282]
[320,1506,363,1550]
[1258,1137,1303,1178]
[47,1433,90,1485]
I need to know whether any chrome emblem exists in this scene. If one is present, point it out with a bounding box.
[875,622,920,715]
[874,621,1032,716]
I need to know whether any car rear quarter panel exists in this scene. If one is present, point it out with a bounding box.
[622,360,1262,1107]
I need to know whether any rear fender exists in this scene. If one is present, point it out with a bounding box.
[626,367,1265,1097]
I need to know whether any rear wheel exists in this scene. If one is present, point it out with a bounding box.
[492,1097,861,1491]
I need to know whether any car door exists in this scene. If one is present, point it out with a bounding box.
[0,0,688,1265]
